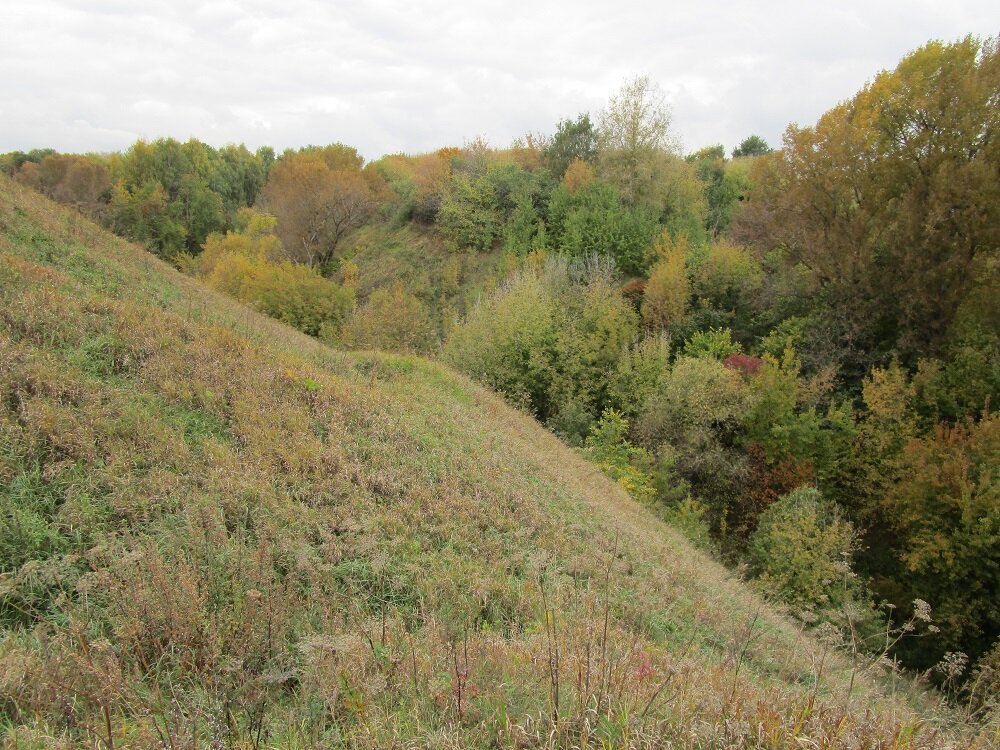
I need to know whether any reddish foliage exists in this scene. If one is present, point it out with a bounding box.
[723,353,763,377]
[729,444,815,541]
[620,278,647,307]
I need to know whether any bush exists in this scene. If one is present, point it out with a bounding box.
[339,283,438,353]
[437,173,500,250]
[682,327,741,360]
[634,356,756,530]
[580,409,655,502]
[661,496,714,552]
[547,181,659,275]
[197,216,354,337]
[748,486,859,612]
[642,233,689,332]
[443,269,558,412]
[606,335,671,419]
[882,415,1000,667]
[444,257,638,432]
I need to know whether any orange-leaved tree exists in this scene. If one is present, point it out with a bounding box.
[257,145,379,268]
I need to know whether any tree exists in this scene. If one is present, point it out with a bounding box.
[734,36,1000,371]
[444,268,559,413]
[108,179,186,256]
[215,144,273,214]
[732,135,772,158]
[544,114,598,178]
[0,148,55,176]
[104,137,272,256]
[411,150,455,222]
[257,150,377,268]
[882,415,1000,668]
[598,76,675,155]
[597,75,678,208]
[689,240,762,337]
[436,172,500,251]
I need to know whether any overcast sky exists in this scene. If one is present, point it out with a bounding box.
[2,1,998,160]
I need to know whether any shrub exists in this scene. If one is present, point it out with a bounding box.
[339,283,438,353]
[661,496,714,552]
[546,181,659,275]
[443,269,558,412]
[635,356,756,530]
[682,327,741,360]
[748,486,859,612]
[445,257,638,431]
[642,233,689,332]
[882,415,1000,667]
[689,240,762,312]
[437,172,500,250]
[606,335,671,419]
[581,409,655,502]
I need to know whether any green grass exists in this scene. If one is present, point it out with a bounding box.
[0,175,992,748]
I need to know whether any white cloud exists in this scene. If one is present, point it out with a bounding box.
[1,0,997,159]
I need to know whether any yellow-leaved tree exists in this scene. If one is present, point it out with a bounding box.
[642,232,690,332]
[195,209,354,338]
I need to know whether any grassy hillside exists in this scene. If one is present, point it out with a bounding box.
[0,175,985,748]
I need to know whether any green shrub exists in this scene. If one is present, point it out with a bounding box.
[444,257,638,431]
[635,356,756,526]
[748,486,859,612]
[606,335,671,419]
[443,269,558,412]
[661,496,714,552]
[436,173,499,250]
[252,262,355,336]
[682,327,741,360]
[547,181,659,275]
[581,409,655,502]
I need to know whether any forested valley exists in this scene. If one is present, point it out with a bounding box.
[3,34,998,717]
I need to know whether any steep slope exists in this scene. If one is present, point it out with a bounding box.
[0,176,978,748]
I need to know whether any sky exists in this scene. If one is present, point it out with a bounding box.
[2,1,998,160]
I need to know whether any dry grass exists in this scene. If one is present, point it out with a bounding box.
[0,175,994,748]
